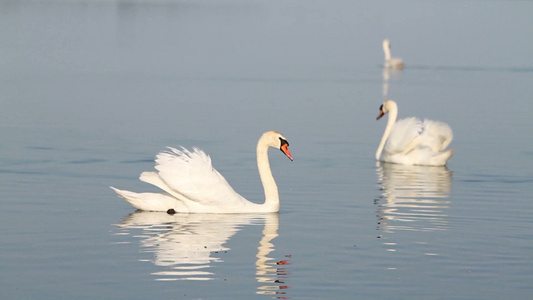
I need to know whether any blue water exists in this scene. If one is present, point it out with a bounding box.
[1,1,532,299]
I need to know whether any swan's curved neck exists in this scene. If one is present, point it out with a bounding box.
[257,138,279,212]
[376,105,398,161]
[383,44,391,61]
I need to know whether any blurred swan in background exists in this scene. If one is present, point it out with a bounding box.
[375,100,454,166]
[383,39,404,70]
[111,131,293,213]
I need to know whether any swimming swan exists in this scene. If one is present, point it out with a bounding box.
[376,100,454,166]
[111,131,293,213]
[383,39,404,69]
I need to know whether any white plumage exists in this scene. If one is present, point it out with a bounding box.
[111,131,293,213]
[383,39,404,70]
[376,100,454,166]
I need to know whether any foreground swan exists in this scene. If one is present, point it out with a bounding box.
[111,131,293,213]
[383,39,404,69]
[376,100,454,166]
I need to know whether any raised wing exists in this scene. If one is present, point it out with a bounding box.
[153,147,248,210]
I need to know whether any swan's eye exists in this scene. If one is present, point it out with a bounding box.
[379,104,383,111]
[279,137,289,147]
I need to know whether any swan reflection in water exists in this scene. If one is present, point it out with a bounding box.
[114,212,290,297]
[375,162,452,234]
[382,65,402,99]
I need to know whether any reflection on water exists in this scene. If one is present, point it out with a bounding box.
[375,162,452,234]
[382,67,403,99]
[255,215,291,299]
[114,212,290,297]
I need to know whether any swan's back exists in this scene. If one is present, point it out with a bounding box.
[421,119,453,151]
[386,118,453,153]
[385,58,404,70]
[384,117,454,166]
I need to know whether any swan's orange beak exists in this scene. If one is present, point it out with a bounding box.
[376,110,385,120]
[280,144,293,161]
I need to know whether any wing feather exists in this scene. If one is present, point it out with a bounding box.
[385,117,423,154]
[154,147,247,209]
[386,117,454,155]
[421,119,454,151]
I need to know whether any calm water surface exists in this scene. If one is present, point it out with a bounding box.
[1,1,532,299]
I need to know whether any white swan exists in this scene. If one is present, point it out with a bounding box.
[383,39,404,70]
[111,131,293,213]
[375,100,454,166]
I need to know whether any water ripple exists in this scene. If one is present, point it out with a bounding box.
[375,162,453,234]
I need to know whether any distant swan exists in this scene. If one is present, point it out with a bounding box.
[376,100,454,166]
[383,39,404,70]
[111,131,293,213]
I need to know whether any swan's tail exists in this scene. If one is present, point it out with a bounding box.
[110,187,183,212]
